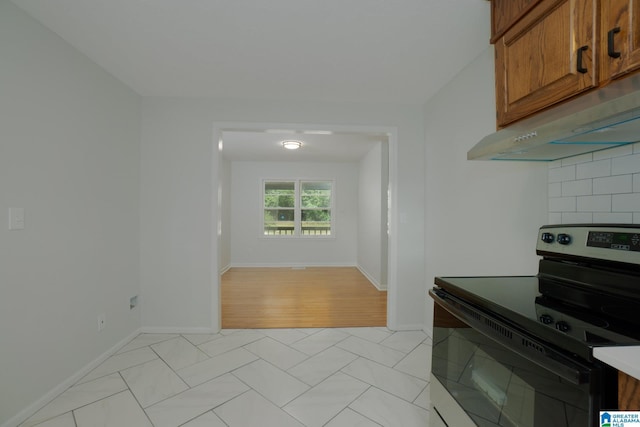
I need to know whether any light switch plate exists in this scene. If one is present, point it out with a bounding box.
[9,208,25,230]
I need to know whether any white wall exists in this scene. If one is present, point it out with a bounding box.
[548,142,640,224]
[358,142,389,289]
[0,2,141,425]
[423,46,549,333]
[230,161,358,266]
[219,157,232,272]
[140,99,425,330]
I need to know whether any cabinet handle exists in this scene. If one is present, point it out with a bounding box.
[577,45,588,74]
[608,27,621,58]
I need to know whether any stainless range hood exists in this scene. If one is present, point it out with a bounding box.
[468,74,640,161]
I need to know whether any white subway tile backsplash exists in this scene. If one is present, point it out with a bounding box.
[612,153,640,175]
[547,212,562,224]
[593,213,634,223]
[577,195,612,212]
[549,197,576,212]
[613,193,640,212]
[593,144,634,160]
[549,165,576,183]
[561,212,593,223]
[561,152,593,166]
[549,143,640,224]
[593,175,632,195]
[561,179,592,196]
[576,159,611,179]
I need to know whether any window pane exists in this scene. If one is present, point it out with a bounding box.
[264,182,295,208]
[264,209,295,235]
[301,209,331,235]
[301,181,331,208]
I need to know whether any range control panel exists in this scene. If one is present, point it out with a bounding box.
[537,225,640,265]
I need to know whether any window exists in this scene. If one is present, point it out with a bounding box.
[263,180,333,236]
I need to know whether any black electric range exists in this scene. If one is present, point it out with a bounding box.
[434,224,640,363]
[430,224,640,427]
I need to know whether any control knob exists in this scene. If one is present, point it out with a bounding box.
[541,232,555,244]
[555,321,571,333]
[557,233,572,245]
[539,314,554,325]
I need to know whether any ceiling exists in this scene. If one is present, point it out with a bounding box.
[221,130,387,162]
[12,0,490,161]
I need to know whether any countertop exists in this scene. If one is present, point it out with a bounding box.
[593,346,640,380]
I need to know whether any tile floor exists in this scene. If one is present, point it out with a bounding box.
[21,327,433,427]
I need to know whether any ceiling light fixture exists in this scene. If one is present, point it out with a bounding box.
[282,140,302,150]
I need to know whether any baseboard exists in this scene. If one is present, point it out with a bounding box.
[219,263,231,275]
[140,326,216,334]
[2,328,142,427]
[356,265,387,291]
[391,323,427,331]
[229,262,356,268]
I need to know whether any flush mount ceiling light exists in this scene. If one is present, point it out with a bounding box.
[282,140,302,150]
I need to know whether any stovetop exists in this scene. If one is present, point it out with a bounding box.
[433,275,640,361]
[434,225,640,361]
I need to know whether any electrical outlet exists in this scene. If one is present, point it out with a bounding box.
[97,313,106,331]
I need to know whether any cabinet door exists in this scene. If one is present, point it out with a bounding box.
[495,0,597,127]
[601,0,640,80]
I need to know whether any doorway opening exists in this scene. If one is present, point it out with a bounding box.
[213,122,397,330]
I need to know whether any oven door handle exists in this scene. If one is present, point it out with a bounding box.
[430,289,593,385]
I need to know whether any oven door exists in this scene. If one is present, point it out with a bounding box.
[430,289,613,427]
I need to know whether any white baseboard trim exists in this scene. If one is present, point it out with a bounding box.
[2,328,142,427]
[229,262,356,268]
[356,265,387,291]
[390,323,426,331]
[219,263,231,275]
[140,326,216,334]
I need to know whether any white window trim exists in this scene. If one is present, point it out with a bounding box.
[260,178,335,239]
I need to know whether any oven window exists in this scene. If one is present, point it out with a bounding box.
[432,312,590,427]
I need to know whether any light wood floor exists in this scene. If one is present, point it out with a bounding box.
[221,267,387,329]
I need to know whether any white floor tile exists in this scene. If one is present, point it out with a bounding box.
[341,358,426,402]
[232,359,309,407]
[181,333,223,346]
[73,390,152,427]
[180,410,227,427]
[336,336,405,367]
[413,383,430,410]
[145,374,249,427]
[198,331,264,357]
[349,387,429,427]
[151,336,210,371]
[287,346,359,386]
[283,372,369,427]
[261,328,310,345]
[244,337,309,370]
[324,408,381,427]
[22,373,127,427]
[393,343,431,381]
[28,412,75,427]
[117,334,178,354]
[290,329,349,356]
[215,390,304,427]
[80,347,158,384]
[177,347,258,387]
[120,358,188,408]
[337,328,391,343]
[20,328,434,427]
[381,331,427,353]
